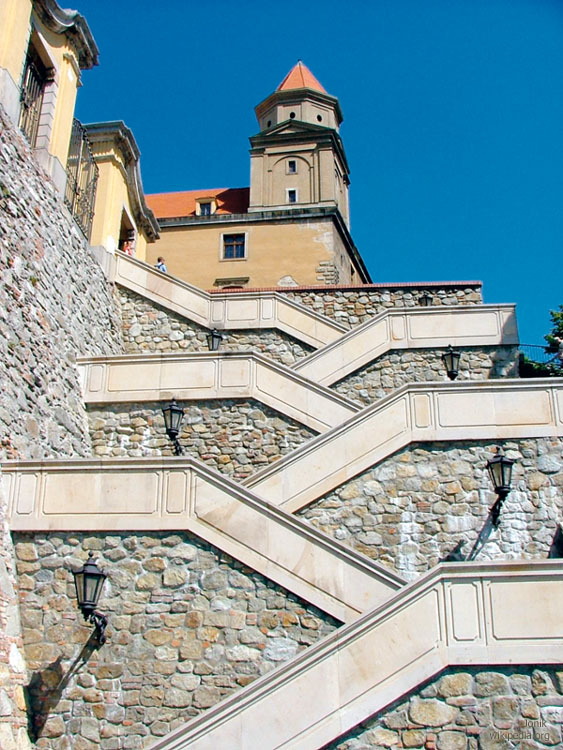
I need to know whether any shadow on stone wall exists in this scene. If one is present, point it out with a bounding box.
[26,637,98,742]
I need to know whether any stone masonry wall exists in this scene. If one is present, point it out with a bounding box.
[14,531,339,750]
[0,106,123,461]
[118,287,313,366]
[88,400,315,481]
[283,286,482,329]
[332,347,519,406]
[299,439,563,580]
[327,666,563,749]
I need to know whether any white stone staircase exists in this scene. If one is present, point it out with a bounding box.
[145,560,563,750]
[3,457,403,623]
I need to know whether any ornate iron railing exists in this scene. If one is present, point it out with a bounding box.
[19,55,46,146]
[64,119,99,239]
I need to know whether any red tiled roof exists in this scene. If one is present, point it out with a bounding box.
[277,61,327,94]
[146,187,250,219]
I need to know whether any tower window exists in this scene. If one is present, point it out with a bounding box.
[287,189,297,204]
[287,160,297,174]
[267,120,272,127]
[289,112,296,119]
[317,114,323,122]
[222,233,246,259]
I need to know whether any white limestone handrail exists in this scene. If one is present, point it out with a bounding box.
[112,254,346,348]
[293,304,518,385]
[77,352,360,433]
[147,561,563,750]
[3,457,404,623]
[246,378,563,511]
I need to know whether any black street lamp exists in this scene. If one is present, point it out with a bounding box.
[162,399,185,455]
[442,344,461,381]
[419,292,433,307]
[72,552,108,644]
[206,328,223,351]
[486,446,515,527]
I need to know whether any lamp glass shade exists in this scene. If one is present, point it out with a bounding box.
[73,553,107,614]
[162,400,184,437]
[206,329,223,351]
[442,345,461,380]
[487,449,514,494]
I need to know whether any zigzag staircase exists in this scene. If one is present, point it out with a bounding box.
[8,253,563,749]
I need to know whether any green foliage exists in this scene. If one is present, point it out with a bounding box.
[519,305,563,378]
[544,304,563,355]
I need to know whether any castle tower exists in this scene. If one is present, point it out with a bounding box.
[249,61,350,225]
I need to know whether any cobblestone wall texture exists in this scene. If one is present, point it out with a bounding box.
[283,287,482,329]
[15,531,339,749]
[299,439,563,580]
[332,347,519,406]
[88,399,315,481]
[327,666,563,750]
[0,107,123,461]
[118,287,313,365]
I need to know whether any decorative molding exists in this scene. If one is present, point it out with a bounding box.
[33,0,98,69]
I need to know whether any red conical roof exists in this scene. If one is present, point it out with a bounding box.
[277,61,327,93]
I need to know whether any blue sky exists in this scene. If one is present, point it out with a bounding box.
[75,0,563,345]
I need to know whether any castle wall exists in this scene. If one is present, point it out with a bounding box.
[333,346,519,406]
[118,287,314,365]
[284,286,483,328]
[299,438,563,579]
[14,531,339,749]
[329,666,563,749]
[0,106,123,462]
[88,399,316,480]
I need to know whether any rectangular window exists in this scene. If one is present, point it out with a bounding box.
[200,202,211,215]
[287,189,297,204]
[223,233,246,259]
[19,52,48,147]
[288,160,297,174]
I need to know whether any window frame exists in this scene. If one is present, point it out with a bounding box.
[221,232,247,261]
[287,159,297,174]
[286,188,298,204]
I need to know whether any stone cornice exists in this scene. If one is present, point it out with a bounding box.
[33,0,99,69]
[85,121,160,242]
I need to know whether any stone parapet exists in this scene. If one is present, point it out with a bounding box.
[246,379,563,511]
[147,561,563,749]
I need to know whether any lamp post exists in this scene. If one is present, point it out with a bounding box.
[442,344,461,380]
[72,552,108,644]
[206,329,223,351]
[162,399,185,455]
[486,446,515,527]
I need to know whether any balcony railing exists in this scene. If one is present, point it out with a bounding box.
[64,119,99,239]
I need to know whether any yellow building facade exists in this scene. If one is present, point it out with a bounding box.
[146,62,370,289]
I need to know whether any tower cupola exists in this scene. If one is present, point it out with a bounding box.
[254,61,343,133]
